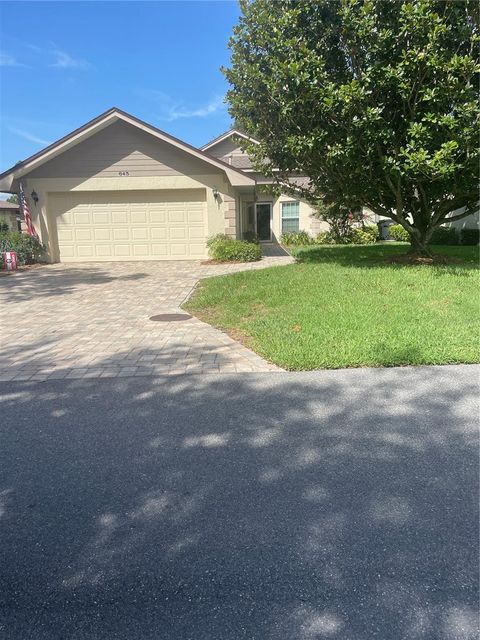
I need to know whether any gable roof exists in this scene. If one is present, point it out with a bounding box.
[201,128,259,152]
[0,108,255,191]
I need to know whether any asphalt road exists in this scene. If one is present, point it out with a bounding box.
[0,365,478,640]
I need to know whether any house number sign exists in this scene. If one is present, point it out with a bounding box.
[118,171,130,176]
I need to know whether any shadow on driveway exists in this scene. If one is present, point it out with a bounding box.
[0,365,478,639]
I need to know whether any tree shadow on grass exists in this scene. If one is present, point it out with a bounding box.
[0,364,478,639]
[293,244,479,274]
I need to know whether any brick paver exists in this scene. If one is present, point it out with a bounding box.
[0,256,293,380]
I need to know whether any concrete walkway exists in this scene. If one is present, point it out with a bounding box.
[0,257,293,381]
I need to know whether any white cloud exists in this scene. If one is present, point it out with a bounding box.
[167,96,226,121]
[9,127,50,146]
[0,52,24,67]
[138,90,227,122]
[50,49,88,69]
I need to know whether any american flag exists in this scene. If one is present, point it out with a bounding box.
[19,182,39,241]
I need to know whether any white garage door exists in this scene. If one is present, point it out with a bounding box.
[49,190,207,261]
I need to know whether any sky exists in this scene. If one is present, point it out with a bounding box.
[0,1,241,174]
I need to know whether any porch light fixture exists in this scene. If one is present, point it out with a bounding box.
[31,190,39,205]
[212,187,219,200]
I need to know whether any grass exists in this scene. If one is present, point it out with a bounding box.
[184,243,480,370]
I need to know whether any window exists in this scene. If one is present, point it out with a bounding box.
[281,201,300,232]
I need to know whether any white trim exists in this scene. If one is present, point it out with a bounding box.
[281,200,300,233]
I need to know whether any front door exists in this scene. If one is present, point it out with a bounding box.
[256,203,272,241]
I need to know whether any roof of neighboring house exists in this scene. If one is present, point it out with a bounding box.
[0,200,19,210]
[0,108,255,191]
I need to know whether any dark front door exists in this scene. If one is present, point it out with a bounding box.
[256,203,271,241]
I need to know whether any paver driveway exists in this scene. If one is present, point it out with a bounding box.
[0,257,293,381]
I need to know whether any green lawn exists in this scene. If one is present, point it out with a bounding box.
[184,243,480,370]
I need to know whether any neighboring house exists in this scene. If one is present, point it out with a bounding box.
[0,200,20,232]
[0,107,323,263]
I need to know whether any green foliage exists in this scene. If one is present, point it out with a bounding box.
[315,231,335,245]
[242,230,260,244]
[225,0,479,253]
[429,226,458,245]
[313,201,364,242]
[316,224,378,245]
[207,234,261,262]
[0,231,46,265]
[6,194,19,204]
[350,226,378,245]
[0,218,9,233]
[280,230,314,246]
[460,228,480,246]
[389,224,410,242]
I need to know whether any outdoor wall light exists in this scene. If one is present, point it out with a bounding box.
[212,187,219,200]
[31,190,39,205]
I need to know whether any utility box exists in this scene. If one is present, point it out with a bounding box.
[378,219,395,240]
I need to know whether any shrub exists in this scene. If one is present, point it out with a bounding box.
[389,224,410,242]
[350,228,377,244]
[280,230,314,246]
[0,218,9,233]
[242,230,260,244]
[206,233,232,250]
[429,226,458,245]
[360,224,379,242]
[0,231,46,265]
[460,228,479,246]
[315,231,333,244]
[207,234,261,262]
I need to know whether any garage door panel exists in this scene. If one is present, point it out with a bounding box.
[168,211,187,224]
[112,212,128,224]
[73,212,91,225]
[132,228,148,240]
[188,211,204,223]
[151,244,168,256]
[93,212,110,225]
[95,245,113,257]
[113,229,130,241]
[75,229,92,241]
[51,190,207,261]
[113,244,131,256]
[169,227,187,239]
[150,211,166,223]
[189,227,204,239]
[133,245,149,256]
[77,245,94,257]
[131,211,147,224]
[57,229,74,242]
[94,229,111,241]
[170,244,188,256]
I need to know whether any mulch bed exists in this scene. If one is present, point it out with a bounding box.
[386,253,464,266]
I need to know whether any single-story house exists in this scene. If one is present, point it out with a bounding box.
[0,108,323,263]
[0,200,20,232]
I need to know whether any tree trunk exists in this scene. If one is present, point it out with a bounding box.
[408,230,433,257]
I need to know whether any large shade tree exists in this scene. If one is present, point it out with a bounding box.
[224,0,479,254]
